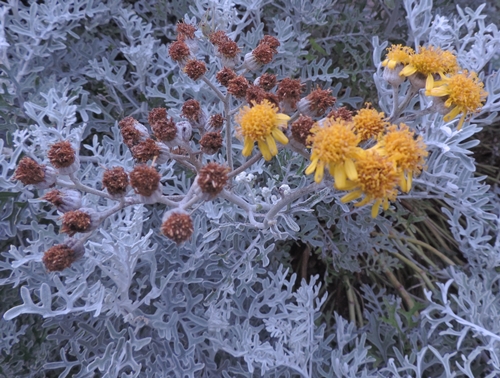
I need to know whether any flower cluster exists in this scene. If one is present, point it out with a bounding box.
[382,44,487,129]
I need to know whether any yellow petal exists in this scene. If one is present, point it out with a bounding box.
[271,128,289,145]
[335,180,358,191]
[457,113,467,130]
[444,106,461,122]
[305,158,318,176]
[427,85,449,97]
[354,196,371,207]
[382,198,390,211]
[341,190,363,203]
[328,163,335,176]
[407,171,413,192]
[399,172,407,193]
[344,159,358,181]
[276,113,291,127]
[266,134,278,156]
[333,163,346,189]
[258,140,272,161]
[425,74,435,92]
[371,199,382,218]
[400,65,417,77]
[314,161,325,183]
[242,137,254,156]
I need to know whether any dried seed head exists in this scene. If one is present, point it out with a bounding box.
[129,165,161,197]
[102,166,129,197]
[42,189,82,213]
[217,38,239,59]
[259,35,280,52]
[298,88,336,117]
[184,59,206,81]
[255,73,277,91]
[245,85,266,106]
[152,118,177,142]
[227,76,249,98]
[197,162,229,197]
[291,115,315,145]
[13,157,46,185]
[277,78,303,111]
[176,22,197,39]
[208,114,224,131]
[181,99,202,122]
[119,116,149,148]
[131,139,160,163]
[161,211,194,244]
[252,43,274,65]
[263,92,280,108]
[148,108,167,126]
[169,40,191,62]
[216,67,237,87]
[200,132,223,155]
[47,141,76,169]
[60,208,96,236]
[327,107,354,122]
[42,241,84,272]
[209,30,229,45]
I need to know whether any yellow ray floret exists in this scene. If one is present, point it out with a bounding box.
[374,123,428,192]
[340,150,399,218]
[399,46,459,92]
[305,119,363,185]
[382,45,414,70]
[426,70,487,130]
[236,100,290,161]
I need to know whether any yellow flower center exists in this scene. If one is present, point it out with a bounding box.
[444,71,487,112]
[382,45,414,69]
[409,46,459,76]
[352,105,387,141]
[355,151,399,200]
[237,100,284,141]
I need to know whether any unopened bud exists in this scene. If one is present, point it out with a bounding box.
[175,121,192,143]
[383,64,405,86]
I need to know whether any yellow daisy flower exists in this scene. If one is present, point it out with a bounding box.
[426,70,487,130]
[305,119,363,186]
[236,100,290,161]
[352,103,388,141]
[381,45,414,69]
[374,123,428,192]
[399,46,459,92]
[340,150,399,218]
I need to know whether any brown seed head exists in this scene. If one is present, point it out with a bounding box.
[291,115,315,145]
[216,67,237,87]
[60,210,92,236]
[259,35,280,52]
[102,166,129,196]
[252,43,274,65]
[200,132,223,154]
[209,30,230,46]
[169,40,190,62]
[42,189,64,207]
[218,39,240,58]
[257,73,277,91]
[47,141,75,169]
[148,108,167,126]
[42,244,80,271]
[306,88,336,116]
[227,76,249,98]
[181,99,202,122]
[327,106,354,122]
[277,78,303,106]
[161,212,194,244]
[129,165,160,197]
[263,92,280,108]
[131,139,160,163]
[209,114,224,130]
[184,59,206,81]
[152,118,177,142]
[176,23,197,39]
[14,157,46,185]
[197,162,229,197]
[118,116,137,129]
[245,85,266,106]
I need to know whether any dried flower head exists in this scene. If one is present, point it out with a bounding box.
[252,43,274,65]
[227,76,249,98]
[217,39,240,59]
[216,67,237,87]
[161,211,194,244]
[13,157,46,185]
[352,104,388,141]
[209,30,230,46]
[327,107,353,122]
[236,100,290,161]
[291,115,315,145]
[42,189,82,213]
[277,78,303,111]
[169,40,191,62]
[176,22,197,39]
[42,242,84,272]
[298,88,336,117]
[102,166,129,197]
[255,73,277,91]
[129,165,161,197]
[208,114,224,130]
[259,35,280,52]
[152,118,177,142]
[148,108,167,126]
[60,209,95,236]
[197,162,229,197]
[200,132,223,154]
[131,139,160,163]
[119,116,149,148]
[47,141,76,169]
[245,85,266,105]
[182,99,202,122]
[184,59,206,81]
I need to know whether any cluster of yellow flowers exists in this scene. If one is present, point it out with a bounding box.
[382,45,487,130]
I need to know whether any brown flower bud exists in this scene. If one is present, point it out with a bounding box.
[227,76,249,98]
[48,141,79,175]
[161,211,194,244]
[60,208,98,236]
[277,78,303,112]
[197,162,229,197]
[200,132,223,155]
[148,108,167,126]
[169,40,191,63]
[255,73,277,91]
[291,115,315,145]
[42,240,84,272]
[129,165,161,197]
[216,67,237,87]
[42,189,82,213]
[102,166,129,197]
[131,139,160,163]
[184,59,206,81]
[327,107,353,122]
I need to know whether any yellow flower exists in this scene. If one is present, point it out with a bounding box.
[374,124,428,192]
[399,46,459,91]
[236,100,290,161]
[340,150,399,218]
[426,70,487,130]
[352,103,388,141]
[382,45,414,69]
[305,119,362,186]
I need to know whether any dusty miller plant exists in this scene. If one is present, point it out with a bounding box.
[0,0,499,377]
